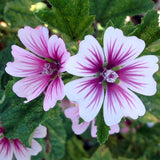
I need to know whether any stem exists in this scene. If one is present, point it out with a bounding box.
[46,128,51,154]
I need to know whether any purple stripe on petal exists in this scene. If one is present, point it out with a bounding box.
[107,38,136,68]
[104,27,145,68]
[104,83,145,126]
[76,45,104,75]
[65,77,104,122]
[117,56,158,96]
[13,139,28,157]
[0,138,12,158]
[76,78,103,110]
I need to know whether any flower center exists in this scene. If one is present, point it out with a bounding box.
[42,61,60,76]
[101,69,119,83]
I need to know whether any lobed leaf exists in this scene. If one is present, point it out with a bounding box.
[89,0,154,27]
[4,0,41,28]
[82,145,113,160]
[131,10,160,47]
[0,80,61,147]
[35,0,95,40]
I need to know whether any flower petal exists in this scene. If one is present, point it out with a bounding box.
[33,125,47,139]
[64,106,90,135]
[117,55,159,96]
[66,35,104,76]
[13,139,30,160]
[18,26,49,58]
[109,124,120,135]
[43,76,65,111]
[48,35,70,72]
[91,119,97,138]
[65,77,104,122]
[104,27,145,68]
[0,138,13,160]
[5,45,45,77]
[103,83,145,126]
[28,139,42,156]
[13,74,50,103]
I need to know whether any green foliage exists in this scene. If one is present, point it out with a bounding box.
[131,10,160,47]
[0,80,60,147]
[0,0,6,19]
[43,118,66,160]
[82,145,113,160]
[120,22,137,36]
[95,108,110,144]
[62,136,89,160]
[31,114,66,160]
[0,43,13,97]
[35,0,95,40]
[89,0,154,27]
[1,0,160,159]
[146,39,160,54]
[4,0,42,28]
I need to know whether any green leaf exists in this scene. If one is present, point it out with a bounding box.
[35,0,95,40]
[138,111,159,124]
[43,117,66,160]
[31,111,66,160]
[62,136,89,160]
[95,108,110,144]
[82,145,113,160]
[120,22,137,36]
[0,0,6,19]
[0,80,61,147]
[4,0,41,28]
[0,43,13,96]
[131,10,160,47]
[146,39,160,53]
[89,0,154,27]
[79,117,85,124]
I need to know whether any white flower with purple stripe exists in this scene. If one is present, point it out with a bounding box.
[5,26,70,111]
[65,27,159,126]
[0,124,47,160]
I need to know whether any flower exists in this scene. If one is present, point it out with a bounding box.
[0,124,47,160]
[65,27,158,126]
[62,101,120,137]
[5,26,70,111]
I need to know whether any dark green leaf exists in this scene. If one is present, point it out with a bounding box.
[62,136,89,160]
[43,117,66,160]
[89,0,154,27]
[131,10,160,47]
[82,145,113,160]
[35,0,95,40]
[4,0,42,28]
[0,43,13,94]
[95,108,110,144]
[0,0,6,19]
[31,110,66,160]
[0,80,61,147]
[120,22,137,36]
